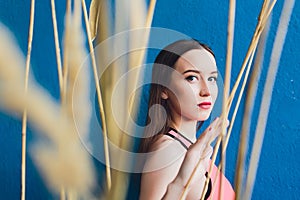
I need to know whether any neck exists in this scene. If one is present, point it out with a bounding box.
[170,118,197,143]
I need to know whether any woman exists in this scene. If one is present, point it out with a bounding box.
[139,39,235,199]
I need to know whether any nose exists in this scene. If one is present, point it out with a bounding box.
[199,79,210,97]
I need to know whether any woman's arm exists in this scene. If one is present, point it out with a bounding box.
[140,139,185,200]
[140,118,224,200]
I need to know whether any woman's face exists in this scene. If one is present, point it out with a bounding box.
[163,49,218,122]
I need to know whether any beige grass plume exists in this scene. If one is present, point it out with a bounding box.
[0,19,95,198]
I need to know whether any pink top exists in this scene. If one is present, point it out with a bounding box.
[207,163,235,200]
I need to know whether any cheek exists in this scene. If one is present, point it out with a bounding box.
[210,85,218,103]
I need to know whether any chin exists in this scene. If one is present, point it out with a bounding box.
[197,111,212,121]
[197,116,210,121]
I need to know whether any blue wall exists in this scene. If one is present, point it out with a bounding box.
[0,0,299,199]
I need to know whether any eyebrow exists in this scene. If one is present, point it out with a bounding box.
[182,69,218,75]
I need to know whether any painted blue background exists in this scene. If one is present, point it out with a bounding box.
[0,0,299,199]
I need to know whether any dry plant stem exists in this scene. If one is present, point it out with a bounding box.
[219,0,236,199]
[227,0,276,111]
[0,23,95,197]
[121,0,157,150]
[200,2,274,199]
[117,0,156,161]
[179,145,210,199]
[224,0,276,149]
[124,0,157,138]
[21,0,35,199]
[109,2,156,199]
[108,1,150,199]
[233,49,256,199]
[200,135,222,200]
[244,0,295,199]
[81,0,112,190]
[233,15,271,199]
[51,0,63,92]
[60,1,71,199]
[62,0,72,104]
[60,188,65,200]
[126,0,157,118]
[210,44,260,199]
[258,0,269,21]
[223,50,257,153]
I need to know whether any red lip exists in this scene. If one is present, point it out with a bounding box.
[198,102,212,109]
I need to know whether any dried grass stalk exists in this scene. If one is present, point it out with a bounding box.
[62,0,72,104]
[181,1,276,199]
[110,1,157,200]
[219,0,236,199]
[88,0,156,199]
[83,0,112,190]
[232,17,271,199]
[51,0,63,92]
[126,0,156,131]
[21,0,35,200]
[233,48,256,198]
[65,0,92,138]
[226,0,276,110]
[0,18,95,199]
[60,0,71,197]
[197,1,236,199]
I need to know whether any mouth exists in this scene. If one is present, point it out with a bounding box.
[198,102,212,110]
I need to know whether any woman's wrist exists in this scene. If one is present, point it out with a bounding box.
[162,178,189,200]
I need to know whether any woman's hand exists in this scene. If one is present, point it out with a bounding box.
[163,117,228,199]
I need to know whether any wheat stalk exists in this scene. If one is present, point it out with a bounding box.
[178,1,276,199]
[113,1,157,199]
[124,0,157,141]
[51,1,65,198]
[61,0,72,104]
[88,0,156,198]
[226,0,276,111]
[233,17,271,200]
[219,0,236,199]
[0,1,96,197]
[217,0,276,169]
[198,0,236,199]
[21,0,35,199]
[82,0,112,190]
[50,0,63,92]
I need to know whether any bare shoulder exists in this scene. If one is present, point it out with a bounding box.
[149,134,178,151]
[140,135,186,199]
[143,134,186,171]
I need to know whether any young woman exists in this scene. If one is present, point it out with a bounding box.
[139,39,235,199]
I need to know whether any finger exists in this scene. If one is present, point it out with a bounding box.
[197,117,220,143]
[207,118,230,145]
[206,120,223,144]
[201,145,213,159]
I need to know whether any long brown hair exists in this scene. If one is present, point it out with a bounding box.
[139,39,215,153]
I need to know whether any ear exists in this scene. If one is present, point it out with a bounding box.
[161,90,168,100]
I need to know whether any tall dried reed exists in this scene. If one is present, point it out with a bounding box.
[0,0,294,199]
[21,0,35,199]
[0,0,96,197]
[88,0,156,199]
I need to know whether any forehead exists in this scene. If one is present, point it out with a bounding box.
[174,49,217,73]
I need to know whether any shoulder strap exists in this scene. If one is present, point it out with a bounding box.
[164,128,193,150]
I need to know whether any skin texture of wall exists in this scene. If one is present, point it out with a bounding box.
[0,0,299,199]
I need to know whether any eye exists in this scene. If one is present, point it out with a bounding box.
[185,75,198,82]
[208,76,217,82]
